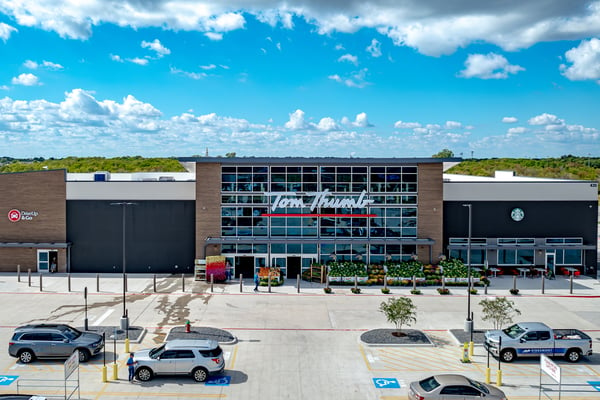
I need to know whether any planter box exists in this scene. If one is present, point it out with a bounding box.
[444,277,457,283]
[341,276,368,283]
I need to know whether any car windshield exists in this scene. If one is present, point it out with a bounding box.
[419,376,440,392]
[62,326,82,340]
[149,344,166,359]
[468,378,489,394]
[502,324,525,339]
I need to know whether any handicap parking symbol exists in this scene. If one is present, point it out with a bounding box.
[0,375,18,386]
[587,381,600,391]
[205,376,231,386]
[373,378,400,389]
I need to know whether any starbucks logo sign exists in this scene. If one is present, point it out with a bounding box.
[511,208,525,222]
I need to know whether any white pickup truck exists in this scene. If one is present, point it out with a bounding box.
[484,322,592,363]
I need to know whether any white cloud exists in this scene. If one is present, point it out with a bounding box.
[353,112,372,127]
[366,39,382,57]
[129,57,149,66]
[560,38,600,83]
[502,116,518,123]
[459,53,524,79]
[110,54,123,62]
[141,39,171,57]
[394,120,421,129]
[205,32,223,41]
[200,64,217,70]
[11,73,40,86]
[23,60,64,70]
[338,53,358,65]
[0,85,9,90]
[528,113,563,126]
[0,22,17,42]
[2,1,598,56]
[0,91,596,158]
[284,109,307,130]
[444,121,462,129]
[317,117,338,131]
[328,68,369,88]
[170,67,207,80]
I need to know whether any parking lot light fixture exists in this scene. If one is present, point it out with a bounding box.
[462,203,473,336]
[110,202,136,331]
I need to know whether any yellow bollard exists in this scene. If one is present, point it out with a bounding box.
[112,363,118,380]
[461,343,470,363]
[496,369,502,386]
[469,341,474,357]
[485,367,490,384]
[124,338,130,354]
[101,365,107,382]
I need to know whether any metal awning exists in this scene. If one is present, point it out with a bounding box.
[206,237,435,246]
[447,244,595,250]
[0,242,71,249]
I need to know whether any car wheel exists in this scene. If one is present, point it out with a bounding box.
[565,349,581,363]
[77,349,90,362]
[192,367,208,382]
[18,349,35,364]
[136,367,153,382]
[500,349,516,363]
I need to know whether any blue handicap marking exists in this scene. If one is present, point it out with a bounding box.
[0,375,18,386]
[587,381,600,391]
[205,376,231,386]
[373,377,400,389]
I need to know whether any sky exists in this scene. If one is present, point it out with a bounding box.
[0,1,599,159]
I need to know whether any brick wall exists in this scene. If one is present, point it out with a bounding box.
[417,163,443,263]
[195,163,222,259]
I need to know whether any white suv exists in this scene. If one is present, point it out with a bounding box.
[134,339,225,382]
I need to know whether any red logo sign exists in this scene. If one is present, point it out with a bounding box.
[8,209,21,222]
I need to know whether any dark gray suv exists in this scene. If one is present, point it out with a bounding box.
[8,324,104,363]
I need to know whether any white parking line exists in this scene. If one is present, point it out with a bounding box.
[92,309,114,326]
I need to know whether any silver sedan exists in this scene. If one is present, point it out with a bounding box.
[408,374,508,400]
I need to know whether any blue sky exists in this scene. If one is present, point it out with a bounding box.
[0,1,599,159]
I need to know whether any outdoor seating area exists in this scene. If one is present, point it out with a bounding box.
[484,266,581,278]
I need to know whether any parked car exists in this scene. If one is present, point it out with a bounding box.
[408,374,507,400]
[8,324,103,363]
[484,321,592,362]
[134,339,225,382]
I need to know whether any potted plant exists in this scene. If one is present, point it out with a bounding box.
[323,287,332,294]
[437,287,450,295]
[469,288,478,295]
[351,287,361,294]
[509,288,520,295]
[410,288,422,295]
[381,287,390,294]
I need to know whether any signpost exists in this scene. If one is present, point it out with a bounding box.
[540,354,561,400]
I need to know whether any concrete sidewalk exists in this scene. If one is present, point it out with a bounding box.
[0,271,598,297]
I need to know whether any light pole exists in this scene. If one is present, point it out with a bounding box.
[110,202,136,331]
[462,203,473,337]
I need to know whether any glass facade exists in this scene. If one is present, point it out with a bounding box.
[220,164,420,269]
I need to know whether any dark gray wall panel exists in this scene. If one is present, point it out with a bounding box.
[67,200,195,273]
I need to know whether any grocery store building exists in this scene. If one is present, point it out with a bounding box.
[0,157,597,278]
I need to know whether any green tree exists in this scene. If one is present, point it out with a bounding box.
[432,149,454,158]
[379,297,417,336]
[225,152,236,158]
[479,297,521,329]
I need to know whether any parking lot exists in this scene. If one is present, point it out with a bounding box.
[0,273,599,399]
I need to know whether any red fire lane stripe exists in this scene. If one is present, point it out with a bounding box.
[261,214,376,217]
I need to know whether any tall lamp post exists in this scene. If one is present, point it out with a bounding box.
[110,202,136,331]
[462,203,473,338]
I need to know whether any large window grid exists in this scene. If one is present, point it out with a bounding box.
[221,165,419,239]
[546,238,583,265]
[497,238,535,265]
[448,238,487,265]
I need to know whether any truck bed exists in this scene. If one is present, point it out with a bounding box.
[552,329,590,340]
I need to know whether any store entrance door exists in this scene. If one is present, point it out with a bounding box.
[545,252,556,275]
[287,256,301,279]
[237,256,255,279]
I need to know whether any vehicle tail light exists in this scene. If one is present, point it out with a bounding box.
[8,342,13,346]
[212,358,221,364]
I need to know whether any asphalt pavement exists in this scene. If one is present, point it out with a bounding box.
[0,272,598,400]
